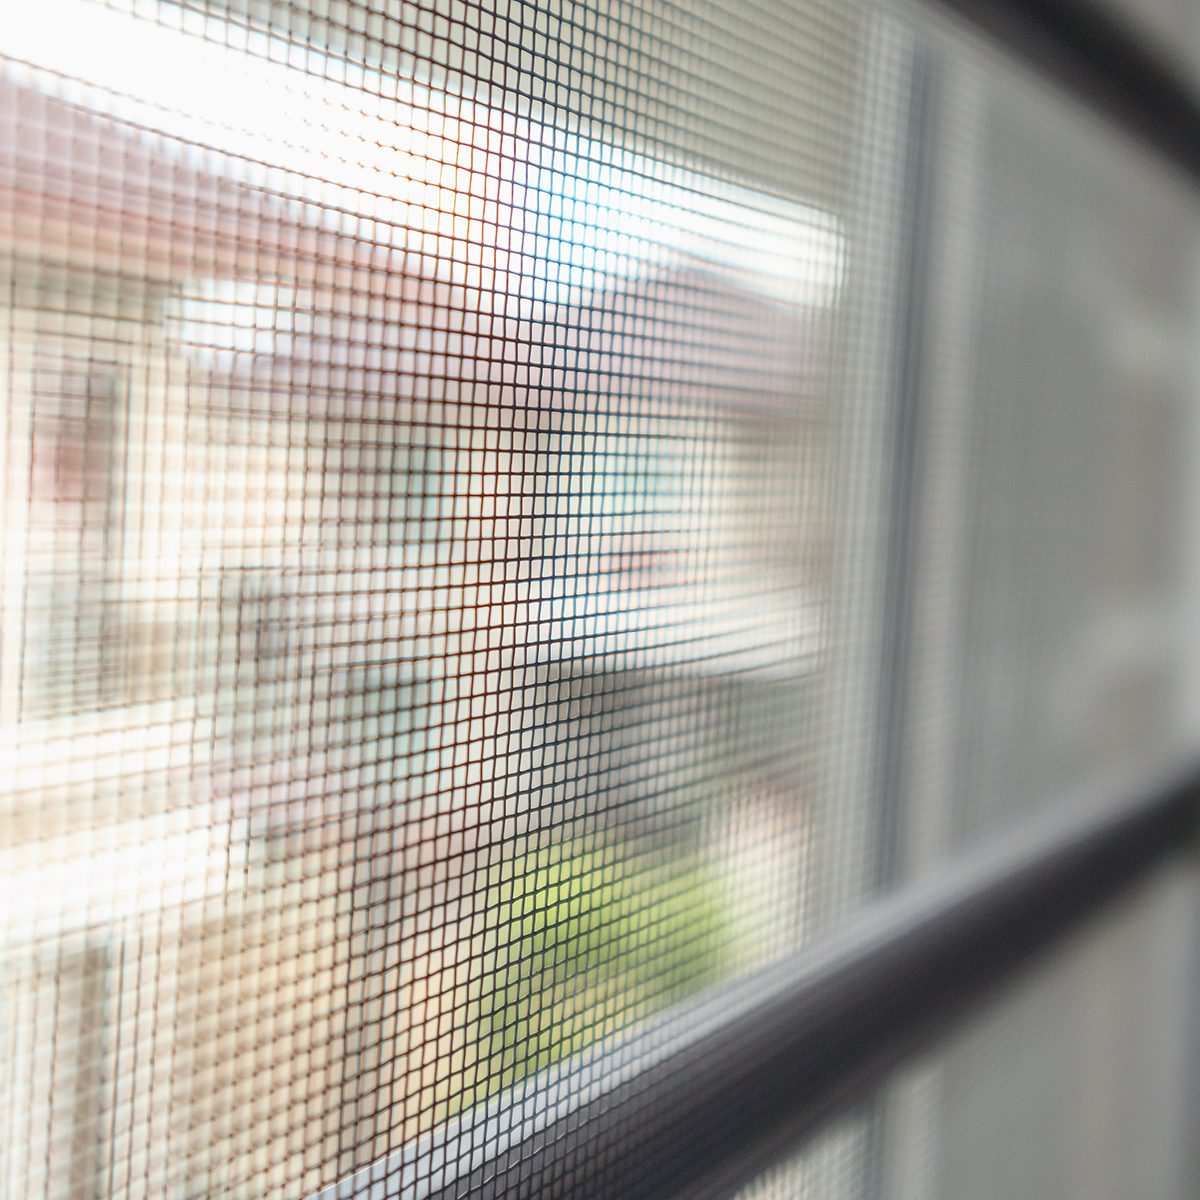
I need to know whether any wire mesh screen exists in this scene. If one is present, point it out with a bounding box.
[730,1109,875,1200]
[0,2,891,1197]
[7,0,1199,1196]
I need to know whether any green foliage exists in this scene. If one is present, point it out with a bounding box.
[468,837,728,1094]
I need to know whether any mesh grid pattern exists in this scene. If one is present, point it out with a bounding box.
[0,2,885,1197]
[730,1111,874,1200]
[4,0,1200,1198]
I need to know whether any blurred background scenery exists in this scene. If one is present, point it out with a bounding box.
[0,3,839,1194]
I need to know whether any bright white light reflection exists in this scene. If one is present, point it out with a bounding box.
[0,0,844,310]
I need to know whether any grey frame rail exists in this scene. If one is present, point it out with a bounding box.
[939,0,1200,183]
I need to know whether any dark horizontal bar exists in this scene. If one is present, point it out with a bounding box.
[318,764,1200,1200]
[933,0,1200,182]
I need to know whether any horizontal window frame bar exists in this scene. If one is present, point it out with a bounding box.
[317,764,1199,1200]
[931,0,1200,181]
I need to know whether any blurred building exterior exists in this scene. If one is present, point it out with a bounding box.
[0,66,835,1199]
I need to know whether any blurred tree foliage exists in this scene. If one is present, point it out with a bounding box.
[466,836,728,1099]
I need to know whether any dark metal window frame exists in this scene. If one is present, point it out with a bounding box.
[940,0,1200,186]
[310,3,1200,1197]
